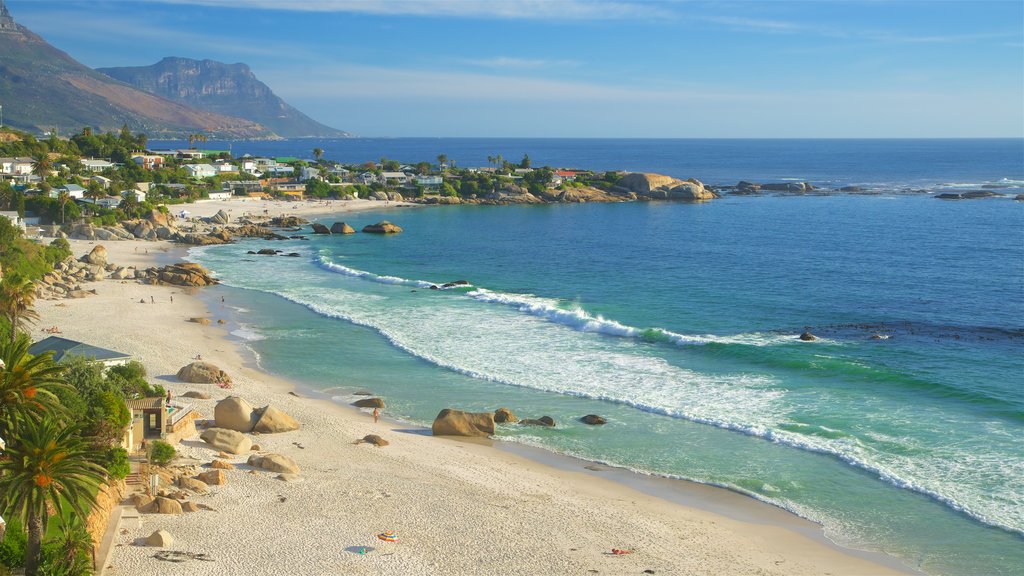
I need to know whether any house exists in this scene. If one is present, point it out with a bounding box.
[207,191,232,200]
[554,170,578,181]
[222,180,263,194]
[300,166,320,181]
[58,184,86,199]
[90,175,112,189]
[130,189,146,202]
[84,196,121,209]
[176,149,205,160]
[280,190,304,200]
[356,172,380,185]
[213,160,238,174]
[126,396,200,448]
[381,171,409,186]
[415,175,443,192]
[0,157,34,176]
[272,182,305,193]
[132,155,164,170]
[28,336,132,367]
[265,165,294,177]
[184,164,218,179]
[80,158,115,172]
[0,211,25,230]
[514,168,534,175]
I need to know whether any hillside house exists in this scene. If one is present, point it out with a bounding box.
[0,156,34,176]
[207,191,232,200]
[222,180,263,194]
[132,155,164,170]
[184,164,218,179]
[80,159,115,172]
[381,171,409,186]
[58,184,85,199]
[29,336,132,367]
[415,175,443,192]
[273,182,305,193]
[176,149,205,160]
[300,166,320,181]
[0,211,25,230]
[213,160,238,174]
[90,175,112,188]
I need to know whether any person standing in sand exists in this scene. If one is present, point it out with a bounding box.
[373,407,380,423]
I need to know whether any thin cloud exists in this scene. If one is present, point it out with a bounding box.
[122,0,673,20]
[461,57,580,69]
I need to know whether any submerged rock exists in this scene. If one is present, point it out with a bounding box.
[362,221,403,234]
[432,408,495,437]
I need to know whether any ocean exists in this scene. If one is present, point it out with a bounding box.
[163,138,1023,575]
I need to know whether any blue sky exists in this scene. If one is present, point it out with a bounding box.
[10,0,1024,137]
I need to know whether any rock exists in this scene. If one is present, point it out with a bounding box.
[145,529,173,547]
[311,223,331,234]
[440,280,470,288]
[799,331,817,341]
[252,405,300,434]
[270,216,308,227]
[668,180,716,201]
[214,396,257,432]
[353,397,385,409]
[1015,194,1024,202]
[285,253,300,257]
[148,262,218,286]
[200,427,252,454]
[431,408,495,437]
[616,173,682,194]
[209,209,230,225]
[520,416,556,427]
[247,453,300,474]
[131,494,155,511]
[840,186,864,192]
[197,470,226,486]
[356,434,389,447]
[761,182,812,193]
[217,451,232,458]
[276,474,304,483]
[182,391,211,399]
[155,497,183,514]
[362,221,403,234]
[181,501,200,513]
[494,407,518,424]
[210,459,235,470]
[330,222,356,234]
[580,414,606,425]
[189,317,211,325]
[80,245,108,266]
[250,444,261,451]
[177,477,209,493]
[177,361,232,384]
[256,248,278,255]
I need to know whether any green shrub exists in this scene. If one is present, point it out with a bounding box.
[0,518,26,569]
[105,447,130,480]
[149,440,175,465]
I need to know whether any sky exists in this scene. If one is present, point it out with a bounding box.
[9,0,1024,138]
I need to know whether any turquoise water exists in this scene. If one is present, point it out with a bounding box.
[191,194,1023,576]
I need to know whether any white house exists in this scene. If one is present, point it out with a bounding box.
[184,164,218,179]
[80,159,115,172]
[381,171,409,185]
[300,166,320,181]
[132,155,164,170]
[90,175,112,189]
[265,165,294,176]
[207,191,232,200]
[59,184,86,199]
[0,211,25,230]
[213,160,238,174]
[0,157,34,176]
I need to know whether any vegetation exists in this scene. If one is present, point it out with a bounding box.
[149,440,176,465]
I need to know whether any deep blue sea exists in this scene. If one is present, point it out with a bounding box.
[162,138,1024,576]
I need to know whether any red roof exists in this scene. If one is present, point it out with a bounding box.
[555,170,578,177]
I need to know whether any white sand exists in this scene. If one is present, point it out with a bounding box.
[171,196,416,221]
[33,238,910,576]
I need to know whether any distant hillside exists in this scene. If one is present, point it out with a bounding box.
[0,1,270,138]
[99,57,348,139]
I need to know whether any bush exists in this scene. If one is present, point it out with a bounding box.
[105,447,130,480]
[149,440,175,465]
[0,518,26,569]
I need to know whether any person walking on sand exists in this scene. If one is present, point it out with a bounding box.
[373,407,380,423]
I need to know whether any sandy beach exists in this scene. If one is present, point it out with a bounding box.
[31,199,912,575]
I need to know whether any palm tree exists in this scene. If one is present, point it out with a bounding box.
[0,417,105,576]
[313,148,324,163]
[84,181,105,213]
[31,153,51,179]
[0,333,68,440]
[437,154,447,169]
[188,133,208,150]
[57,190,70,224]
[486,155,495,168]
[0,275,39,344]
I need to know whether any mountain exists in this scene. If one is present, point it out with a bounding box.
[99,57,349,139]
[0,1,269,138]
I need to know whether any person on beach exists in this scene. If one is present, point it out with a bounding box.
[150,296,154,303]
[373,407,380,423]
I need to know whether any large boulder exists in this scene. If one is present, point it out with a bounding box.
[214,396,257,432]
[200,428,252,454]
[145,529,173,547]
[151,262,218,286]
[247,453,300,474]
[80,245,108,266]
[252,405,300,434]
[177,361,232,384]
[209,209,230,225]
[362,221,403,234]
[616,173,682,194]
[154,497,183,514]
[580,414,607,425]
[177,476,209,493]
[147,209,174,228]
[494,407,518,424]
[668,179,716,201]
[353,397,384,409]
[182,391,211,399]
[520,416,556,427]
[330,222,356,234]
[431,409,495,437]
[311,223,331,234]
[197,470,226,486]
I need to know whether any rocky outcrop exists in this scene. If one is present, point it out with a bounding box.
[355,434,389,447]
[270,216,308,227]
[182,391,211,399]
[353,398,385,409]
[247,453,300,474]
[208,210,230,225]
[615,173,717,201]
[431,409,495,437]
[177,477,209,493]
[214,396,257,432]
[35,256,130,300]
[617,173,681,194]
[197,470,226,486]
[580,414,606,425]
[81,245,108,266]
[799,331,817,341]
[252,405,300,434]
[200,427,252,454]
[520,416,556,427]
[177,361,232,384]
[311,223,330,234]
[210,459,234,470]
[761,182,815,193]
[330,222,356,234]
[362,221,403,234]
[935,190,1004,200]
[494,407,518,424]
[143,262,218,286]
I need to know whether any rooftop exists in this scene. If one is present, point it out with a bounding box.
[29,336,132,364]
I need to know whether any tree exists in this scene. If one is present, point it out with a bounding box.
[520,154,531,169]
[437,154,447,169]
[0,334,67,440]
[118,190,139,217]
[0,275,39,344]
[83,181,105,214]
[188,133,207,150]
[0,417,105,576]
[31,154,51,179]
[57,190,70,225]
[313,148,324,163]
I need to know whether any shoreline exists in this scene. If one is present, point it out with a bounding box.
[33,222,915,575]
